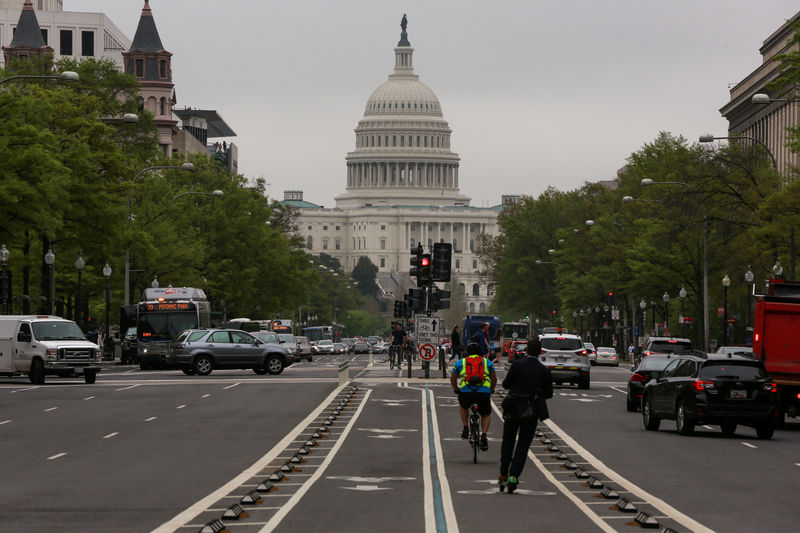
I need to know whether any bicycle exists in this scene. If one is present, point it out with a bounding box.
[390,344,403,369]
[468,401,480,464]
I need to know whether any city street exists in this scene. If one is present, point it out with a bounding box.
[1,355,798,532]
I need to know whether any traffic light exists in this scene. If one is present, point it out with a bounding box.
[432,242,452,282]
[408,287,426,313]
[429,286,451,311]
[419,254,432,285]
[409,243,424,284]
[393,300,407,319]
[607,291,616,306]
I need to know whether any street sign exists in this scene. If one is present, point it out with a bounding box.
[611,309,620,320]
[419,343,437,361]
[414,315,441,346]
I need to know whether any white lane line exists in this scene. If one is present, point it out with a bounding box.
[543,418,715,533]
[702,425,713,430]
[83,396,95,401]
[795,463,800,467]
[223,383,240,390]
[741,442,758,449]
[488,402,615,533]
[47,452,67,460]
[176,404,186,409]
[0,420,11,426]
[44,407,58,412]
[258,390,371,532]
[427,387,459,533]
[145,417,157,422]
[152,385,354,533]
[202,394,210,398]
[103,432,119,439]
[609,386,627,395]
[115,384,140,391]
[11,386,38,393]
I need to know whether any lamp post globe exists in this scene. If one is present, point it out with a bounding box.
[44,248,55,315]
[745,267,755,335]
[103,262,112,360]
[722,274,730,346]
[151,276,159,289]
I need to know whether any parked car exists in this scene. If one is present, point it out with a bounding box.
[595,346,619,366]
[584,342,597,365]
[641,336,692,357]
[277,333,299,360]
[508,341,528,363]
[539,333,591,389]
[627,354,673,412]
[294,336,313,361]
[315,339,335,354]
[641,352,778,439]
[167,329,290,376]
[353,341,371,354]
[121,326,138,365]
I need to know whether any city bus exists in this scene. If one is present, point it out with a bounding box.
[135,287,210,369]
[301,325,335,343]
[269,319,294,334]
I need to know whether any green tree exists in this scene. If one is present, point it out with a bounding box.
[351,256,378,297]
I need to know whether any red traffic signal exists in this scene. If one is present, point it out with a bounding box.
[421,257,430,267]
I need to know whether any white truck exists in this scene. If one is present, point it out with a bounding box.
[0,316,101,384]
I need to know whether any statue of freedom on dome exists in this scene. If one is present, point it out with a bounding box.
[401,14,407,32]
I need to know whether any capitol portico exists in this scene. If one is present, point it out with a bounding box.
[285,17,504,313]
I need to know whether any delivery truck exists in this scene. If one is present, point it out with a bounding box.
[0,315,101,384]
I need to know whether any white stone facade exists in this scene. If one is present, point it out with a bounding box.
[289,21,500,313]
[0,4,130,70]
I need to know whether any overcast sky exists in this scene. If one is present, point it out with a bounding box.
[66,0,799,207]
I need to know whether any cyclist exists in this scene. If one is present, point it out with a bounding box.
[390,322,408,367]
[450,342,497,451]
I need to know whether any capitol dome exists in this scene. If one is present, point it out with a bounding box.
[335,18,470,209]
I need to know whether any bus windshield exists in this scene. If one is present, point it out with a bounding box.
[502,323,528,339]
[138,311,199,341]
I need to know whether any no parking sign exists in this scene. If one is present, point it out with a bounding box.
[419,343,437,361]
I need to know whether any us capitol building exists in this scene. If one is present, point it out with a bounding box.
[284,17,511,313]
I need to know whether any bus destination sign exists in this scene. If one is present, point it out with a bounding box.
[142,302,195,312]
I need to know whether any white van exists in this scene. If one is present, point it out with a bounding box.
[0,316,101,384]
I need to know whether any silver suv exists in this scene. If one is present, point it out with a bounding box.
[642,337,691,357]
[167,329,290,376]
[539,333,591,389]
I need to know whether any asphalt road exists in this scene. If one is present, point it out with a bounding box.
[1,355,798,532]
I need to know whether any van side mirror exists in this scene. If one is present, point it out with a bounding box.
[17,331,32,342]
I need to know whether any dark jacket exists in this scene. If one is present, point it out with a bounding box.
[502,356,553,399]
[451,330,461,348]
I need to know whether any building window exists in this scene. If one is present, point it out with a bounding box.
[135,59,144,77]
[40,29,48,45]
[455,259,460,269]
[380,239,386,250]
[306,236,313,249]
[159,60,167,78]
[393,135,396,146]
[335,225,340,231]
[159,97,167,115]
[453,238,458,250]
[470,239,475,251]
[322,239,328,250]
[428,239,432,247]
[60,29,73,55]
[380,258,386,268]
[410,238,415,247]
[81,30,94,56]
[469,303,475,313]
[400,136,404,147]
[335,240,341,250]
[307,225,312,230]
[473,260,478,269]
[381,225,386,230]
[472,284,480,296]
[323,225,328,230]
[479,303,487,313]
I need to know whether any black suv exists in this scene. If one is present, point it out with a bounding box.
[641,352,778,439]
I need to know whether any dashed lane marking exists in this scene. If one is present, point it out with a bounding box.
[741,442,758,449]
[115,384,140,391]
[103,432,119,439]
[202,394,210,398]
[176,404,186,409]
[47,452,67,460]
[145,417,157,422]
[0,420,10,426]
[44,407,58,412]
[223,382,240,390]
[83,396,94,400]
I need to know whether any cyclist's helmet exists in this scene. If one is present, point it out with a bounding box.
[466,342,481,356]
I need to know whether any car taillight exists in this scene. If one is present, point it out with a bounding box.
[630,372,649,382]
[540,349,548,355]
[693,380,716,392]
[575,349,587,356]
[644,351,652,356]
[754,333,760,343]
[762,383,777,393]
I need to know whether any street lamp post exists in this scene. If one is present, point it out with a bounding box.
[75,254,85,330]
[572,311,578,334]
[663,291,670,334]
[44,248,55,315]
[745,267,755,344]
[103,262,112,359]
[640,299,647,340]
[0,71,79,85]
[679,286,687,337]
[0,244,10,314]
[579,309,584,339]
[722,274,731,346]
[124,162,195,306]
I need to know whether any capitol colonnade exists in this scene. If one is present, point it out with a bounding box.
[346,161,459,189]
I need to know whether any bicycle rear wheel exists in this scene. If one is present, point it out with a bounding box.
[470,414,479,464]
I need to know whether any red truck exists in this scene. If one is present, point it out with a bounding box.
[753,278,800,425]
